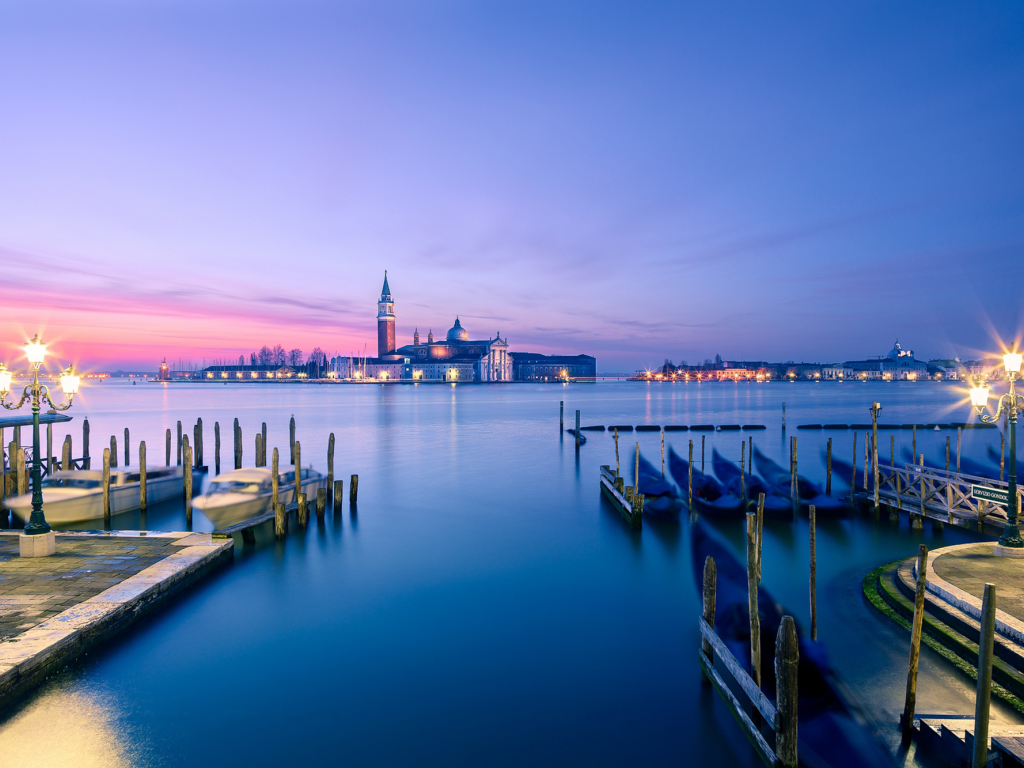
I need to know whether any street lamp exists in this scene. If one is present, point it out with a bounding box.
[0,335,79,538]
[971,350,1024,548]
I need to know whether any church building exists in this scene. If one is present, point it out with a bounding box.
[331,274,512,382]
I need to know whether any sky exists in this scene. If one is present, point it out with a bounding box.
[0,1,1022,372]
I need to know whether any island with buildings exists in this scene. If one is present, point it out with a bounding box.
[643,340,1007,382]
[166,274,598,383]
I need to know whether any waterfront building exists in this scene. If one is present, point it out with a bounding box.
[201,364,300,380]
[510,353,596,381]
[844,340,928,381]
[331,275,513,382]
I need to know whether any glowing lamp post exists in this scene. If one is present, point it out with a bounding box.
[0,335,79,547]
[970,351,1024,548]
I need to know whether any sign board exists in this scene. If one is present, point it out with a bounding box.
[972,485,1011,506]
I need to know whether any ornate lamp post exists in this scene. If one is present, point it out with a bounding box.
[970,350,1024,548]
[0,335,80,541]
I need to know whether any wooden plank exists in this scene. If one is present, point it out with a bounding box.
[993,735,1024,767]
[699,617,777,724]
[699,650,777,768]
[213,509,277,537]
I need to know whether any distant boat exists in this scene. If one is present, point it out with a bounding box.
[4,467,184,524]
[193,467,327,530]
[690,518,897,767]
[566,428,587,445]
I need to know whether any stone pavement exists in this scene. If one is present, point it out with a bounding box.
[0,535,186,640]
[0,531,233,710]
[933,543,1024,625]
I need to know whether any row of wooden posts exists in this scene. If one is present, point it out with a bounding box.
[2,415,360,535]
[698,493,815,767]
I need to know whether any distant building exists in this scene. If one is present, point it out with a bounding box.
[510,353,596,381]
[201,364,299,380]
[331,275,512,382]
[844,340,928,381]
[157,358,171,381]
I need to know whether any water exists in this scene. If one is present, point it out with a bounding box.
[1,380,1021,766]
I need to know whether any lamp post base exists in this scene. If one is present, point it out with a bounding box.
[19,531,55,558]
[994,544,1024,559]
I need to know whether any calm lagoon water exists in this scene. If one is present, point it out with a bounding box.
[1,379,1021,767]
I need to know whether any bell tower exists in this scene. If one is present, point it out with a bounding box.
[377,271,396,357]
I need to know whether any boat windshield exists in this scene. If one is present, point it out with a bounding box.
[42,478,102,489]
[209,481,264,495]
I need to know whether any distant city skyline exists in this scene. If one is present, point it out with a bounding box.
[1,2,1022,371]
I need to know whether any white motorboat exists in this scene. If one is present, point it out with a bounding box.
[191,466,327,530]
[4,467,184,524]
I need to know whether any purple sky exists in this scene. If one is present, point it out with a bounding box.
[1,2,1022,371]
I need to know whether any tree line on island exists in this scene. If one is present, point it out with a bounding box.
[233,345,332,378]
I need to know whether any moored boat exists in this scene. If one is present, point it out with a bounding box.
[192,467,327,530]
[4,467,184,524]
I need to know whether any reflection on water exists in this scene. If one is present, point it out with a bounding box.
[0,682,136,768]
[0,380,1020,766]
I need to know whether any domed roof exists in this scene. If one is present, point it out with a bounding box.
[446,317,469,342]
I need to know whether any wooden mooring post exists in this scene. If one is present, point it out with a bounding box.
[701,435,705,474]
[913,453,925,529]
[825,438,832,495]
[946,436,950,472]
[102,448,111,522]
[289,415,296,465]
[871,402,880,512]
[790,436,798,514]
[661,428,665,477]
[317,488,326,520]
[851,430,858,502]
[234,418,242,470]
[184,440,193,525]
[902,544,928,732]
[782,401,786,429]
[110,435,118,468]
[559,401,563,432]
[701,556,716,686]
[810,505,817,641]
[123,428,130,466]
[334,480,343,511]
[575,410,580,448]
[275,502,286,538]
[688,440,694,513]
[776,618,799,768]
[215,422,221,475]
[740,441,747,506]
[197,417,204,467]
[298,493,309,527]
[255,433,263,470]
[165,428,171,466]
[957,427,962,474]
[294,441,302,499]
[177,420,182,466]
[913,425,917,465]
[614,428,620,476]
[261,422,267,466]
[62,435,71,472]
[327,433,335,503]
[193,424,200,468]
[756,493,764,582]
[350,474,359,504]
[140,441,147,511]
[272,448,279,508]
[83,418,90,469]
[974,583,997,768]
[746,512,761,689]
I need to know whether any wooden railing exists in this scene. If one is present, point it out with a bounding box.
[700,553,798,768]
[876,462,1020,527]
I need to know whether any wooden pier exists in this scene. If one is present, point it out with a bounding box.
[599,465,642,529]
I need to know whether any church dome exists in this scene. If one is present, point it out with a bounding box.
[446,317,469,342]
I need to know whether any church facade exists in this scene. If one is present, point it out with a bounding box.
[331,274,512,383]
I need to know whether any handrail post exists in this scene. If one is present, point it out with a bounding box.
[701,556,716,685]
[902,544,928,731]
[775,616,799,768]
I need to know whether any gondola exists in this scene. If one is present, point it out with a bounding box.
[691,519,897,767]
[668,447,746,517]
[711,448,792,518]
[753,447,845,515]
[633,448,683,516]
